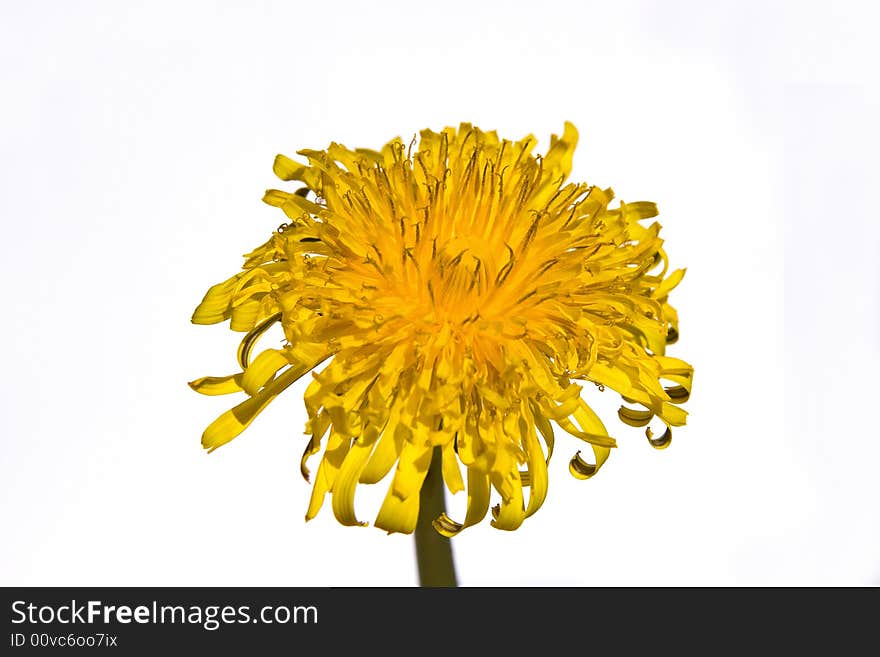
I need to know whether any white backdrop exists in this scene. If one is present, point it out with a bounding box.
[1,0,877,586]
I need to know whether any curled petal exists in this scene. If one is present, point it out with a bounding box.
[665,385,690,402]
[237,312,281,369]
[433,468,491,538]
[617,406,653,427]
[646,425,672,450]
[568,444,611,480]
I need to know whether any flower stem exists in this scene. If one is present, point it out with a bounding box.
[414,447,458,587]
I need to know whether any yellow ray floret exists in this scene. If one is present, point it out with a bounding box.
[190,121,693,535]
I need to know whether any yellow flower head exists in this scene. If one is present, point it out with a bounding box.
[190,122,693,535]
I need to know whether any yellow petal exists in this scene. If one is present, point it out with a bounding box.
[544,121,579,178]
[390,427,432,500]
[432,467,490,538]
[201,366,304,452]
[300,409,331,481]
[330,426,380,526]
[646,425,672,450]
[489,446,526,531]
[441,439,465,494]
[272,154,306,181]
[587,362,634,397]
[240,348,293,396]
[262,189,324,219]
[237,313,282,369]
[653,268,686,300]
[305,430,350,521]
[191,275,242,325]
[617,406,653,427]
[271,153,322,188]
[531,402,556,462]
[359,406,404,484]
[555,415,617,448]
[568,444,611,480]
[374,441,432,534]
[658,401,688,426]
[188,373,243,396]
[229,298,262,332]
[521,408,548,518]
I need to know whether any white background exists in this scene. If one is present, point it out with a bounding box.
[1,0,877,586]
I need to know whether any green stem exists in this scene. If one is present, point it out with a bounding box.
[414,447,458,587]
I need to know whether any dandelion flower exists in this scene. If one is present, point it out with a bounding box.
[190,122,693,536]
